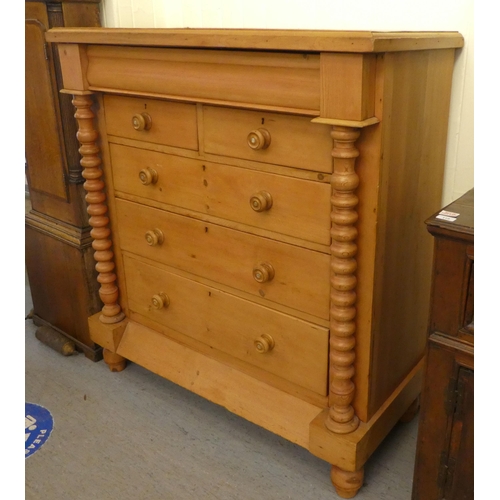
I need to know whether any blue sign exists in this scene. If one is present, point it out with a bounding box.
[25,402,54,458]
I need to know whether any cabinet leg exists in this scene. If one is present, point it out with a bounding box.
[103,349,127,372]
[399,396,420,423]
[330,465,364,498]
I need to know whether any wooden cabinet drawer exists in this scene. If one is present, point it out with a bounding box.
[124,256,329,395]
[203,106,333,173]
[110,143,331,245]
[104,95,198,150]
[115,199,330,319]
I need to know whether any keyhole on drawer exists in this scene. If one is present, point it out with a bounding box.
[205,227,208,233]
[261,118,265,124]
[203,179,208,187]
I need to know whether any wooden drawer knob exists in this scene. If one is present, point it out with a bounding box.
[250,191,273,212]
[139,167,158,185]
[151,292,169,310]
[254,333,275,353]
[247,128,271,150]
[132,112,152,131]
[253,262,275,283]
[145,228,164,246]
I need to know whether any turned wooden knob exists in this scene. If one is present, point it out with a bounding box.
[247,128,271,150]
[132,112,152,131]
[139,167,158,185]
[145,228,164,246]
[151,292,169,310]
[254,333,275,353]
[250,191,273,212]
[253,262,275,283]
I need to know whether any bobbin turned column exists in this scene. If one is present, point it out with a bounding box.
[72,93,127,371]
[327,125,363,498]
[327,125,360,434]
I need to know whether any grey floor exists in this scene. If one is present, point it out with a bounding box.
[25,275,419,500]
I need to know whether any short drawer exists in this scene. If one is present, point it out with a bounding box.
[104,95,198,150]
[110,143,331,245]
[203,106,333,173]
[123,256,329,395]
[115,199,331,320]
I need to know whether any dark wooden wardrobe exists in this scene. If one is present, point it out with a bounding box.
[25,0,103,360]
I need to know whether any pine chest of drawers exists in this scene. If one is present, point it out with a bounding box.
[47,28,464,498]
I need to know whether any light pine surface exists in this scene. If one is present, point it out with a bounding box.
[46,32,460,493]
[123,256,329,396]
[25,283,418,500]
[46,28,463,52]
[94,0,473,206]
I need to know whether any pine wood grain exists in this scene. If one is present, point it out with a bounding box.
[108,134,331,183]
[124,255,329,395]
[367,49,456,418]
[103,94,198,151]
[85,45,320,113]
[46,28,464,53]
[121,252,331,328]
[115,319,324,448]
[51,28,463,495]
[320,53,376,121]
[93,92,134,321]
[114,199,331,320]
[203,106,333,173]
[309,358,424,471]
[109,143,331,245]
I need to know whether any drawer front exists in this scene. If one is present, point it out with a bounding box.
[87,46,320,113]
[115,199,331,320]
[110,143,331,245]
[203,106,333,173]
[124,256,329,395]
[104,95,198,150]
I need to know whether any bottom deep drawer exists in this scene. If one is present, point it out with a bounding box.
[123,255,329,395]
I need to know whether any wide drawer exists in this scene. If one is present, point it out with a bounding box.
[87,46,320,113]
[203,106,333,173]
[104,94,198,150]
[115,199,331,320]
[110,143,331,245]
[123,256,329,395]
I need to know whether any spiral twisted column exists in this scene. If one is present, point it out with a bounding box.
[72,94,125,324]
[325,126,361,434]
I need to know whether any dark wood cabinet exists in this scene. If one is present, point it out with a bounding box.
[412,188,474,500]
[25,0,103,360]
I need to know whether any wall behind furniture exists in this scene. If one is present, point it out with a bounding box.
[99,0,474,205]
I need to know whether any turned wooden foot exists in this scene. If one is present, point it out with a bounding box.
[103,349,127,372]
[399,396,420,423]
[331,465,364,498]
